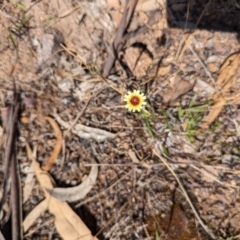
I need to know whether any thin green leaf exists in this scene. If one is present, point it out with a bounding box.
[145,119,154,138]
[178,106,183,118]
[16,2,27,10]
[155,230,161,240]
[189,92,198,108]
[21,14,33,25]
[8,31,18,50]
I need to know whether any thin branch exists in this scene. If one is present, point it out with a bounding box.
[102,0,139,77]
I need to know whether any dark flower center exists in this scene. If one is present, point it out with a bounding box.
[130,96,140,106]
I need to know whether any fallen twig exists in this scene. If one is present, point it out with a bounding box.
[0,93,21,240]
[53,112,115,142]
[102,0,139,77]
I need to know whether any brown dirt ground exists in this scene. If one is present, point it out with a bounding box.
[1,0,240,240]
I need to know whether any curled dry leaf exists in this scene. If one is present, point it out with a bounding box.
[161,71,195,105]
[42,117,63,171]
[23,199,48,232]
[54,112,115,141]
[201,52,240,129]
[128,149,150,169]
[25,144,98,240]
[46,160,98,202]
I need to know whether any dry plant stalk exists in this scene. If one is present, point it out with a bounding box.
[0,94,22,240]
[102,0,139,77]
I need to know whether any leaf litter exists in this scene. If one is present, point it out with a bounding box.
[25,143,98,240]
[201,52,240,129]
[1,0,240,239]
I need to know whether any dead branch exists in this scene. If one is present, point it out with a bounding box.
[102,0,139,77]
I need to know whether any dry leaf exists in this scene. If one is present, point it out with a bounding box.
[136,0,165,12]
[47,160,98,202]
[201,52,239,129]
[23,199,48,232]
[107,0,122,27]
[128,149,150,169]
[20,117,30,124]
[25,144,98,240]
[128,149,140,163]
[42,117,63,171]
[157,65,172,76]
[54,112,115,142]
[161,71,195,105]
[201,165,219,183]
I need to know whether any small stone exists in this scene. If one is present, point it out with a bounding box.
[62,96,74,106]
[118,132,128,137]
[58,78,73,92]
[21,117,30,124]
[206,55,218,63]
[65,179,70,184]
[123,142,129,150]
[71,180,77,186]
[207,63,219,72]
[207,38,214,49]
[31,196,39,205]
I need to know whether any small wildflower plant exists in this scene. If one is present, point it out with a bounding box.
[124,90,147,112]
[124,90,154,138]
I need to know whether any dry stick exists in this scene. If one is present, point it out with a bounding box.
[65,96,92,134]
[24,218,54,238]
[153,149,217,240]
[189,164,240,190]
[175,0,212,61]
[11,155,22,240]
[102,0,139,77]
[58,96,92,169]
[0,99,19,214]
[188,44,215,84]
[10,97,21,240]
[1,95,21,239]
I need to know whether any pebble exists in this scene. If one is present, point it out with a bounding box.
[206,38,214,49]
[207,63,219,73]
[71,180,77,186]
[57,78,73,92]
[123,142,129,150]
[62,96,74,106]
[206,55,218,63]
[31,195,39,205]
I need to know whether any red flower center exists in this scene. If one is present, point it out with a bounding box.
[130,96,140,106]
